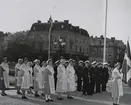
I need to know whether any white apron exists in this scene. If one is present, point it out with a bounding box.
[41,66,46,88]
[111,68,123,98]
[56,64,67,93]
[28,66,33,87]
[66,64,76,92]
[21,64,30,89]
[47,65,55,94]
[0,63,9,88]
[15,63,22,86]
[35,65,43,89]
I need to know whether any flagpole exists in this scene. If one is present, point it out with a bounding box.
[103,0,108,63]
[48,16,53,59]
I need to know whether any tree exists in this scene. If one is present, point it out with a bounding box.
[2,31,33,61]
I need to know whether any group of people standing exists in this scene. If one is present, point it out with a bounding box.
[0,56,123,105]
[75,60,109,95]
[0,57,76,102]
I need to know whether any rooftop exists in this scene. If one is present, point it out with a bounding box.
[30,20,89,37]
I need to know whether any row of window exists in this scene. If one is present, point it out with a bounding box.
[32,41,88,54]
[31,24,89,36]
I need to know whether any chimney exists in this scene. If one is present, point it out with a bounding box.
[55,20,58,22]
[37,20,41,23]
[64,20,69,24]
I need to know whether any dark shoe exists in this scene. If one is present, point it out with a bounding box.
[1,93,5,96]
[45,99,49,102]
[57,97,64,100]
[30,91,33,94]
[22,96,28,99]
[41,93,45,96]
[49,99,54,102]
[87,93,93,96]
[35,94,40,97]
[67,96,73,99]
[17,91,22,95]
[3,93,7,96]
[82,93,86,96]
[27,91,30,94]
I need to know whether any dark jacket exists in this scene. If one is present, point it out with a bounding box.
[76,65,84,78]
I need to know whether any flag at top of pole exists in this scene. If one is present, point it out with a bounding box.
[122,40,131,88]
[48,15,53,59]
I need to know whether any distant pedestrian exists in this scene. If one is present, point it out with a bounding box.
[111,62,123,105]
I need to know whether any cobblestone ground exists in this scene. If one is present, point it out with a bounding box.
[0,81,131,105]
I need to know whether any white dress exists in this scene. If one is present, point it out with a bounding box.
[111,68,123,98]
[41,66,46,88]
[47,65,55,94]
[21,64,30,89]
[66,64,76,92]
[34,65,43,89]
[15,63,22,86]
[56,64,67,93]
[28,66,33,87]
[0,63,9,88]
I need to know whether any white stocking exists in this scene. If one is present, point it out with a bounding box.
[48,95,51,100]
[117,97,120,104]
[45,95,48,100]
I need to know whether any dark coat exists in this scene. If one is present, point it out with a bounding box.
[76,65,84,78]
[102,67,109,83]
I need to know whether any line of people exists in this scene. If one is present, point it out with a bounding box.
[75,60,110,95]
[0,56,110,103]
[0,57,77,102]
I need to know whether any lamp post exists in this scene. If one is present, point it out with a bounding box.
[54,36,66,59]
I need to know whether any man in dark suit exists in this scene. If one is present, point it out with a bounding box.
[95,63,102,93]
[91,61,97,94]
[76,60,84,91]
[102,63,109,92]
[83,60,93,95]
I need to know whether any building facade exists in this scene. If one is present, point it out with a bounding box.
[89,35,125,67]
[28,19,90,61]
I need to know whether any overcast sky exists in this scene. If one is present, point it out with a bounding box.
[0,0,131,44]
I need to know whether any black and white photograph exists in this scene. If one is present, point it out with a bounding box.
[0,0,131,105]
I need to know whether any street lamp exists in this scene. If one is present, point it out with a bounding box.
[54,36,66,59]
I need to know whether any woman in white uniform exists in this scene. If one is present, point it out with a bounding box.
[21,57,30,99]
[56,59,67,100]
[15,58,23,95]
[111,62,123,105]
[33,59,42,97]
[41,61,47,96]
[43,59,55,102]
[66,59,76,99]
[27,61,33,94]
